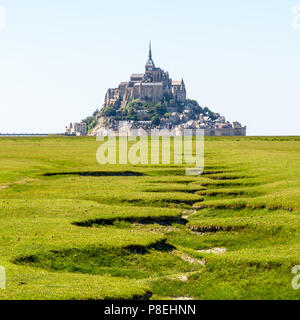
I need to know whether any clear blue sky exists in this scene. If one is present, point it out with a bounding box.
[0,0,299,135]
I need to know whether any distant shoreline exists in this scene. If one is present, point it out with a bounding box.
[0,133,65,136]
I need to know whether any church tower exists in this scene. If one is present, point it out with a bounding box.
[145,41,155,72]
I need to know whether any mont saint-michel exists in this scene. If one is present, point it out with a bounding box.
[65,44,246,136]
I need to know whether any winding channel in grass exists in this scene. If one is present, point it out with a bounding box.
[14,169,258,299]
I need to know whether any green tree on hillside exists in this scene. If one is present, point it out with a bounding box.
[102,107,116,117]
[151,115,160,126]
[154,103,167,116]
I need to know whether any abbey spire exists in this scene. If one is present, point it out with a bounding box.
[145,41,155,71]
[149,41,152,59]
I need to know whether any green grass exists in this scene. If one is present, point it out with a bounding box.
[14,242,199,280]
[1,135,300,299]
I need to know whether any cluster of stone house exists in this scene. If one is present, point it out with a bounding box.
[103,103,246,136]
[174,116,246,136]
[65,122,88,136]
[163,111,243,130]
[96,112,246,137]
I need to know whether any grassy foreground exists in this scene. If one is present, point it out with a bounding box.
[1,135,300,300]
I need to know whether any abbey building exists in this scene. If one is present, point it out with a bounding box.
[104,43,186,108]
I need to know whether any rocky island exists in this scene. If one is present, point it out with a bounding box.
[65,43,246,137]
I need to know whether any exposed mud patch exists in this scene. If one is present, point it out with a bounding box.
[44,171,144,177]
[195,190,260,198]
[150,180,197,185]
[182,209,197,215]
[180,254,206,265]
[199,182,261,188]
[198,247,227,254]
[202,171,227,175]
[144,188,202,194]
[208,176,248,181]
[193,203,294,212]
[178,275,188,282]
[73,216,188,227]
[125,240,176,254]
[120,198,200,207]
[189,225,245,233]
